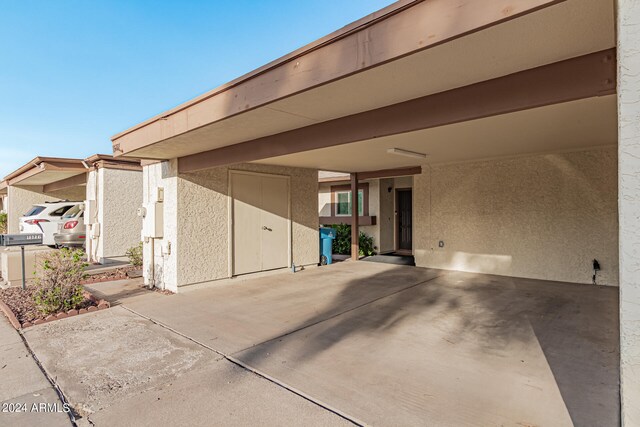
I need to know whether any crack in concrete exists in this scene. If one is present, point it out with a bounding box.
[18,330,78,427]
[120,304,365,426]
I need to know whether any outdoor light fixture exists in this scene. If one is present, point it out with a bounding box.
[386,148,427,159]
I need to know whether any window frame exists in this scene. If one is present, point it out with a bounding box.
[49,205,74,217]
[335,190,364,217]
[330,183,369,217]
[24,205,46,217]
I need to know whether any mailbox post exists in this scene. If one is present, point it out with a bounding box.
[0,234,44,289]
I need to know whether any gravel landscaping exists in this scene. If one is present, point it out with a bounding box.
[82,266,141,284]
[0,285,98,324]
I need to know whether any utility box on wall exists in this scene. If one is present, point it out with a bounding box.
[84,200,97,224]
[142,202,163,238]
[90,224,101,239]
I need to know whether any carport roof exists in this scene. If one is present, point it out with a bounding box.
[0,180,7,195]
[85,154,142,171]
[3,157,87,187]
[4,154,142,189]
[111,0,616,173]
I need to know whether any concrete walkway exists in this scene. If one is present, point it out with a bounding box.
[22,306,350,426]
[0,316,71,427]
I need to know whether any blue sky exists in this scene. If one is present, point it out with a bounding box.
[0,0,392,178]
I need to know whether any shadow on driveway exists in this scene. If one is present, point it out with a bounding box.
[107,262,618,426]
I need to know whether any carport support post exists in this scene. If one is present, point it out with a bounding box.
[351,173,359,261]
[619,2,640,425]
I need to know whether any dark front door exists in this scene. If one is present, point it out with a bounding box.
[397,189,412,251]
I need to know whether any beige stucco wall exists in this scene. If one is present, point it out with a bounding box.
[414,146,618,286]
[378,178,395,253]
[144,161,318,292]
[319,185,332,217]
[7,185,86,234]
[360,179,379,249]
[86,168,143,263]
[618,2,640,424]
[178,163,318,287]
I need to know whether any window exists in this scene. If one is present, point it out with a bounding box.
[322,182,375,226]
[335,190,364,216]
[50,205,74,217]
[24,206,45,217]
[62,205,82,219]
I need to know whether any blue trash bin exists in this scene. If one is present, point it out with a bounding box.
[319,227,336,265]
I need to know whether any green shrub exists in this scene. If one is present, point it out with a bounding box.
[331,224,352,255]
[33,248,87,315]
[0,212,6,234]
[329,224,376,257]
[126,242,143,267]
[358,232,376,257]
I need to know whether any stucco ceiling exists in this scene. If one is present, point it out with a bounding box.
[124,0,615,161]
[254,95,617,172]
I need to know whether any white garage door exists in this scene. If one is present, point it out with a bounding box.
[231,171,290,275]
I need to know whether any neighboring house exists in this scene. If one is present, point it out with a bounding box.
[319,170,415,255]
[108,1,640,422]
[2,155,142,264]
[3,157,87,235]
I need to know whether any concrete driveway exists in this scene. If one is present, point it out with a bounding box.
[23,262,619,426]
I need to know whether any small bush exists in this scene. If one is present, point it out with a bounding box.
[358,232,376,257]
[33,248,87,315]
[331,224,352,255]
[329,224,376,257]
[126,242,143,267]
[0,212,6,234]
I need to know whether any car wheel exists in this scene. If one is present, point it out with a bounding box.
[320,255,328,265]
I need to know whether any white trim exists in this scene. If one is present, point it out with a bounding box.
[287,177,292,269]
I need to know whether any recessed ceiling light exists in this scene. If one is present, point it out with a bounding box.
[386,148,428,159]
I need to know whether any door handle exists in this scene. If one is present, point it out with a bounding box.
[262,226,272,231]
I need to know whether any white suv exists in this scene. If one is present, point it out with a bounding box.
[19,201,82,247]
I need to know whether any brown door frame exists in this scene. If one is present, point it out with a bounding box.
[395,187,413,254]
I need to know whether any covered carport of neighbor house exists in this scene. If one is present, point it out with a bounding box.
[110,0,639,424]
[2,155,143,264]
[3,157,88,235]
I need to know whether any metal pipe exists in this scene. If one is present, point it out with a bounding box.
[20,245,25,290]
[148,237,155,289]
[146,166,155,290]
